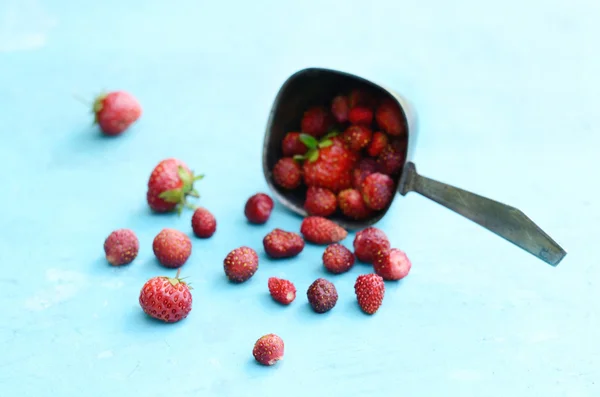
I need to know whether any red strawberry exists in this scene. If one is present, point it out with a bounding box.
[377,142,405,175]
[301,106,333,137]
[139,269,192,323]
[146,158,203,214]
[322,243,355,274]
[338,189,372,220]
[103,228,139,266]
[352,158,378,190]
[374,248,412,281]
[354,274,385,315]
[362,172,395,210]
[253,334,284,366]
[268,277,297,305]
[348,107,374,125]
[93,91,142,136]
[331,95,350,123]
[223,246,259,283]
[302,136,354,193]
[348,89,376,109]
[376,98,406,136]
[367,132,388,157]
[343,125,372,152]
[300,216,348,245]
[353,227,390,264]
[244,193,274,224]
[191,207,216,238]
[263,229,305,258]
[307,278,338,313]
[282,132,307,157]
[304,186,337,217]
[152,228,192,268]
[273,157,302,190]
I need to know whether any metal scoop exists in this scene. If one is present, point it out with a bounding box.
[262,67,566,266]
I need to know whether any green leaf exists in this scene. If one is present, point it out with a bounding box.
[293,154,306,162]
[299,133,318,149]
[318,139,333,148]
[188,189,200,198]
[193,174,204,181]
[178,166,193,193]
[159,189,183,203]
[323,130,339,140]
[307,149,319,162]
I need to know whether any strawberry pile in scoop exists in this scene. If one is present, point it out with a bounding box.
[272,89,407,220]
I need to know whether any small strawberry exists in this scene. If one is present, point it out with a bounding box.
[103,228,139,266]
[268,277,297,305]
[223,246,259,283]
[377,142,405,176]
[331,95,350,123]
[348,107,374,126]
[362,172,395,210]
[300,216,348,245]
[282,132,308,157]
[263,229,305,258]
[191,207,216,238]
[376,98,406,136]
[301,106,333,137]
[146,158,203,214]
[353,227,390,264]
[152,228,192,268]
[366,132,388,157]
[299,134,355,193]
[304,186,337,217]
[307,278,338,313]
[253,334,284,366]
[322,243,355,274]
[354,274,385,315]
[244,193,274,224]
[139,269,192,323]
[338,189,372,220]
[93,91,142,136]
[374,248,412,281]
[348,89,376,109]
[273,157,302,190]
[352,158,378,190]
[343,125,372,152]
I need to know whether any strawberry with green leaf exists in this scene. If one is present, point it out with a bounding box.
[146,158,204,214]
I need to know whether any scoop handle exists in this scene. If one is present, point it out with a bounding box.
[399,162,566,266]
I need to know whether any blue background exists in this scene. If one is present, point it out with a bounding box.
[0,0,597,396]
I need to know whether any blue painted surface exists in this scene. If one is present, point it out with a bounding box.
[0,0,597,396]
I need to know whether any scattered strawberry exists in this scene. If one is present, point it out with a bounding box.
[152,228,192,268]
[343,125,372,152]
[282,132,307,157]
[244,193,274,224]
[301,106,333,137]
[139,269,192,323]
[348,89,376,109]
[223,246,259,283]
[103,228,139,266]
[338,189,372,220]
[93,91,142,136]
[354,274,385,315]
[374,248,412,281]
[361,172,395,210]
[322,244,355,274]
[302,135,354,193]
[146,158,203,214]
[353,227,390,263]
[366,132,388,157]
[307,278,338,313]
[253,334,284,366]
[263,229,305,258]
[348,107,373,126]
[304,186,337,217]
[331,95,350,123]
[376,98,406,136]
[191,207,216,238]
[377,142,405,175]
[352,158,378,190]
[300,216,348,245]
[268,277,297,305]
[273,157,302,190]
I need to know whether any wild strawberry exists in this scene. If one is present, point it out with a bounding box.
[263,229,305,258]
[300,216,348,245]
[352,158,378,190]
[322,244,355,274]
[223,246,259,283]
[354,274,385,315]
[93,91,142,136]
[377,142,405,175]
[253,334,284,366]
[244,193,274,224]
[331,95,350,123]
[301,135,354,193]
[374,248,412,281]
[304,186,337,217]
[366,132,388,157]
[191,207,216,238]
[146,158,203,214]
[343,125,372,152]
[139,269,192,323]
[103,228,139,266]
[348,107,373,125]
[152,228,192,268]
[282,132,307,157]
[301,106,333,137]
[307,278,338,313]
[376,98,406,136]
[273,158,302,190]
[338,189,372,220]
[353,227,390,264]
[362,172,395,210]
[268,277,297,305]
[348,89,376,109]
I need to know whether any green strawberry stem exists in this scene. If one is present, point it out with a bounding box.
[295,130,340,163]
